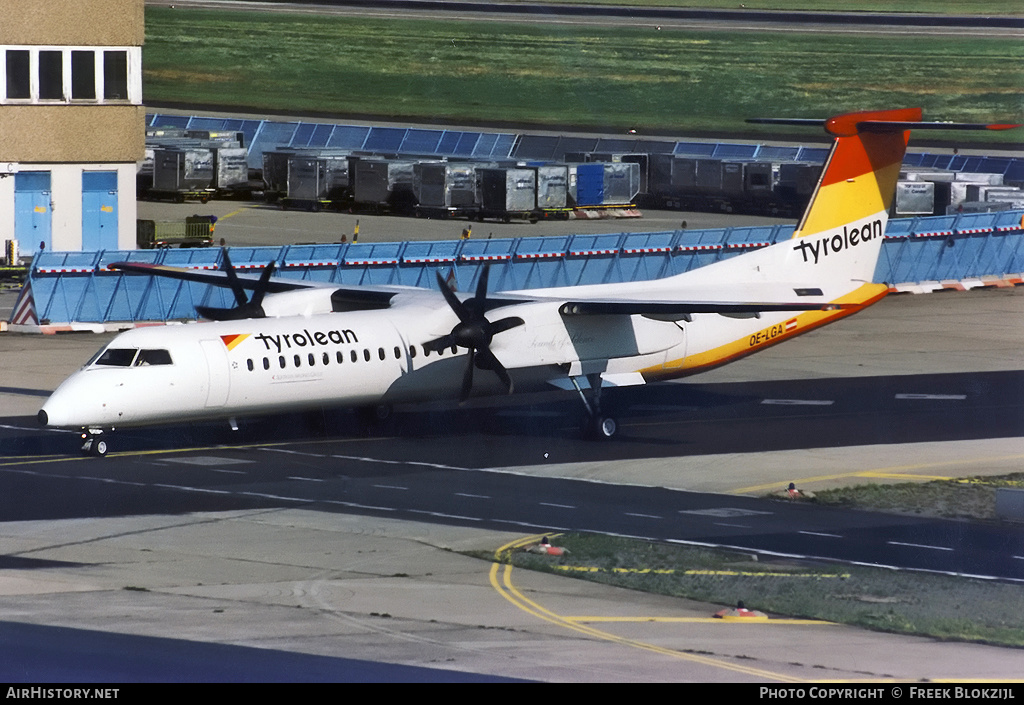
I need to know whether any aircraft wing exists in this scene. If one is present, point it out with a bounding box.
[555,299,850,318]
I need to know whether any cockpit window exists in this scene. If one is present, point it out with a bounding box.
[135,349,173,366]
[94,348,138,367]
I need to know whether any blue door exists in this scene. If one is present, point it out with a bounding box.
[82,171,119,251]
[14,172,52,252]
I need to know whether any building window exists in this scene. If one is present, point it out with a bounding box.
[103,50,128,100]
[38,51,63,100]
[1,45,140,104]
[5,49,29,99]
[71,51,96,100]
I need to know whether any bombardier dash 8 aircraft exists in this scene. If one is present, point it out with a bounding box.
[39,109,1018,455]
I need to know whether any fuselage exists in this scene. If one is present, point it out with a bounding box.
[37,293,696,431]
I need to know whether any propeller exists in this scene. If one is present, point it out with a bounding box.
[196,249,277,321]
[423,265,524,402]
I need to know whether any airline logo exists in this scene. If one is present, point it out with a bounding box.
[793,219,883,265]
[220,334,250,352]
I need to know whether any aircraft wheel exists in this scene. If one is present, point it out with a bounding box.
[596,416,617,439]
[82,435,108,457]
[583,416,617,440]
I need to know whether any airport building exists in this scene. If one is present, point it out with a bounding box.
[0,0,144,258]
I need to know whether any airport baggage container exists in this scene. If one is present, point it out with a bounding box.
[287,155,328,202]
[152,147,215,192]
[477,167,537,221]
[214,146,250,191]
[602,161,641,205]
[893,181,935,216]
[535,164,569,209]
[413,162,478,215]
[650,154,697,197]
[968,185,1023,203]
[350,158,418,213]
[743,162,774,196]
[147,147,216,202]
[281,154,351,210]
[570,163,604,207]
[585,153,651,196]
[776,162,820,200]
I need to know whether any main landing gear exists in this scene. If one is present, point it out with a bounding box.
[570,373,618,440]
[81,430,108,457]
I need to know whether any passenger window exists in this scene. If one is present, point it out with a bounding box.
[363,349,370,362]
[95,348,137,367]
[246,359,254,372]
[351,350,357,363]
[378,348,385,361]
[409,345,417,359]
[323,352,330,365]
[394,346,401,360]
[337,351,344,364]
[308,353,315,366]
[264,357,270,370]
[294,354,301,367]
[279,356,286,369]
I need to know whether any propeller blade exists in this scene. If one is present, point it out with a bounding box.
[469,264,491,316]
[423,334,455,354]
[460,348,476,402]
[249,261,277,308]
[488,316,525,336]
[475,348,514,394]
[196,305,253,321]
[434,270,472,324]
[221,250,249,308]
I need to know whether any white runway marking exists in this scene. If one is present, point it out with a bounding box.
[625,512,662,519]
[895,394,967,400]
[287,476,324,482]
[888,541,954,552]
[761,399,835,406]
[539,502,576,509]
[373,484,409,491]
[799,531,843,538]
[455,492,490,499]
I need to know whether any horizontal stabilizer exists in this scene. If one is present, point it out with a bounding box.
[748,112,1020,136]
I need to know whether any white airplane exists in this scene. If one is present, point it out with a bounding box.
[38,109,1017,456]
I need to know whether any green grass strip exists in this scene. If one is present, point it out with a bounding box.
[145,8,1023,141]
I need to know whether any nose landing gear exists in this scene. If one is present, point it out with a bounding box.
[81,430,108,457]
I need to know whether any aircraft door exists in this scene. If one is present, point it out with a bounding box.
[199,339,230,407]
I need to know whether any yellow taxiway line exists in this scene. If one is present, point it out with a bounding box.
[489,534,811,682]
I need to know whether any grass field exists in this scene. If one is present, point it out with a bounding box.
[494,0,1021,14]
[144,7,1024,142]
[501,532,1024,647]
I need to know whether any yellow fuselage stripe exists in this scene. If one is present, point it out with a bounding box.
[641,283,889,381]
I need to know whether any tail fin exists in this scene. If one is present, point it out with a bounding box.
[749,109,1020,285]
